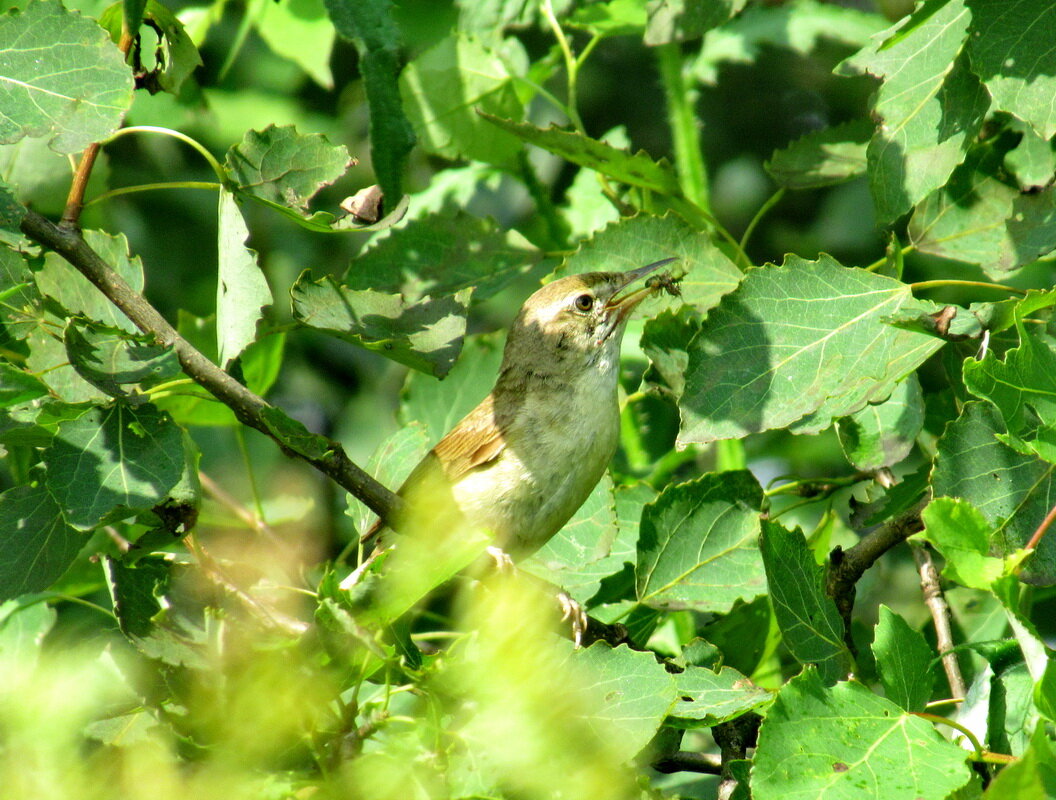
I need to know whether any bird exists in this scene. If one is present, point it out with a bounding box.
[362,257,679,562]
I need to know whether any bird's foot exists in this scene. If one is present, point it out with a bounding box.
[486,545,516,574]
[557,591,589,648]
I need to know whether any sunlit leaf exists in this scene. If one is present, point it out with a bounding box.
[765,119,871,190]
[644,0,745,44]
[871,605,935,712]
[669,665,772,727]
[836,374,923,471]
[216,189,271,368]
[921,497,1005,591]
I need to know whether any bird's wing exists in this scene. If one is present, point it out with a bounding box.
[359,395,505,544]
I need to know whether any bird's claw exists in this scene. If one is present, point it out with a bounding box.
[486,545,516,574]
[557,591,588,648]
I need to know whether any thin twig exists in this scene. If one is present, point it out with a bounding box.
[911,542,966,700]
[199,471,278,541]
[712,714,760,800]
[652,751,722,775]
[19,209,403,526]
[1024,500,1056,553]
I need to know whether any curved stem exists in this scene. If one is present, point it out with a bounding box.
[86,181,222,207]
[542,0,586,132]
[912,712,984,760]
[104,126,228,184]
[864,244,914,273]
[739,187,786,259]
[910,279,1027,296]
[657,42,709,212]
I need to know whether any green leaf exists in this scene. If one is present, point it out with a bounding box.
[1004,117,1056,191]
[571,643,678,762]
[644,0,746,45]
[964,321,1056,462]
[291,273,469,377]
[216,189,271,368]
[225,125,352,214]
[347,211,540,301]
[34,230,143,333]
[323,0,415,201]
[840,1,988,225]
[752,668,972,800]
[908,164,1056,277]
[256,0,335,88]
[482,115,682,195]
[636,471,766,613]
[43,402,185,530]
[64,321,180,397]
[678,255,943,445]
[401,33,521,168]
[692,0,885,84]
[983,724,1056,799]
[0,361,49,408]
[922,497,1006,590]
[872,605,935,712]
[966,0,1056,140]
[104,0,202,95]
[0,599,56,661]
[641,306,698,397]
[932,402,1056,584]
[554,213,741,313]
[346,421,429,535]
[0,0,133,153]
[401,332,503,441]
[836,374,924,471]
[104,554,169,638]
[0,178,24,231]
[765,119,871,190]
[668,665,772,727]
[568,0,646,37]
[759,521,852,685]
[0,484,84,601]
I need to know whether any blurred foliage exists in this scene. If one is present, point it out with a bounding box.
[3,0,1056,798]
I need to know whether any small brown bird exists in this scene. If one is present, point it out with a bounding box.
[364,258,677,561]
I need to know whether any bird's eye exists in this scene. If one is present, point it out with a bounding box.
[573,293,593,312]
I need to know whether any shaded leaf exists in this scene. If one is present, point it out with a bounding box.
[836,374,923,471]
[0,0,133,153]
[636,470,766,613]
[225,125,352,213]
[752,668,972,800]
[669,665,772,728]
[291,272,469,376]
[43,402,185,530]
[872,605,935,712]
[0,361,49,408]
[104,554,169,638]
[99,0,202,95]
[0,179,24,231]
[401,33,522,168]
[765,119,871,190]
[0,484,84,601]
[983,724,1056,799]
[64,321,180,397]
[840,2,988,225]
[759,520,852,685]
[216,189,271,368]
[679,255,943,445]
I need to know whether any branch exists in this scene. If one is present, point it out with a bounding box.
[652,751,722,775]
[712,713,761,800]
[911,542,966,700]
[20,209,403,526]
[827,497,927,652]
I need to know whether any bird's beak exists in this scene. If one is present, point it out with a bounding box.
[598,257,678,342]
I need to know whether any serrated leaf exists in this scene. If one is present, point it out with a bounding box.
[759,521,852,685]
[0,484,84,601]
[908,164,1056,277]
[678,255,943,445]
[932,402,1056,584]
[401,33,521,168]
[840,1,988,225]
[291,272,469,376]
[922,497,1007,591]
[872,605,935,712]
[966,0,1056,140]
[636,470,766,613]
[554,213,741,313]
[225,125,352,213]
[64,321,180,397]
[0,0,133,153]
[43,402,185,530]
[765,119,871,189]
[323,0,414,201]
[100,0,202,95]
[34,230,143,333]
[752,668,972,800]
[347,211,540,302]
[669,665,771,727]
[482,114,682,195]
[836,374,923,471]
[692,0,885,84]
[217,189,271,368]
[644,0,745,45]
[571,643,678,762]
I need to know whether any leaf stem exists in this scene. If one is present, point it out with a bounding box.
[910,279,1027,295]
[542,0,586,133]
[739,187,786,258]
[86,181,223,207]
[656,43,709,211]
[104,126,228,184]
[864,244,914,272]
[912,712,985,759]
